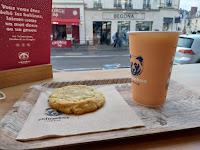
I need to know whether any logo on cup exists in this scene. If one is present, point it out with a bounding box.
[44,108,63,116]
[130,56,144,76]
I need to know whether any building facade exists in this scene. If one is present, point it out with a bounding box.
[186,16,200,34]
[51,0,180,46]
[177,9,200,34]
[52,0,85,47]
[189,17,200,32]
[84,0,180,45]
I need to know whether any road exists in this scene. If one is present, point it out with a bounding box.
[51,47,131,72]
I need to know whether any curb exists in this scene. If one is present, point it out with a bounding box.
[51,46,129,51]
[52,66,130,72]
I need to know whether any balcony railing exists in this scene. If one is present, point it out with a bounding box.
[114,3,122,9]
[125,3,132,9]
[143,4,151,9]
[93,2,102,8]
[166,2,172,7]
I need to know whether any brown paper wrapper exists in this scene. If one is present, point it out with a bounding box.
[16,86,144,141]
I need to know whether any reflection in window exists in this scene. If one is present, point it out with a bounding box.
[51,25,67,40]
[118,21,130,45]
[93,22,111,45]
[136,21,153,31]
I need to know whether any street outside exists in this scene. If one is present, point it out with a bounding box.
[51,45,131,72]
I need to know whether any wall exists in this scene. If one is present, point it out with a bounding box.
[84,0,93,8]
[102,0,113,9]
[160,8,180,31]
[133,0,143,9]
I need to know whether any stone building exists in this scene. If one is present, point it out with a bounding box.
[84,0,180,45]
[188,10,200,33]
[51,0,180,46]
[178,8,200,34]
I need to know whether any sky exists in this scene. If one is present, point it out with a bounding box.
[180,0,200,11]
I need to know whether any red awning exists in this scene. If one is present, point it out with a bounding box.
[51,18,79,25]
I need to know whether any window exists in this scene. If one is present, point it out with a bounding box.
[136,21,153,31]
[177,38,194,48]
[125,0,132,9]
[143,0,151,9]
[114,0,122,8]
[188,20,191,26]
[118,21,130,45]
[51,25,67,40]
[94,0,102,8]
[196,20,198,24]
[93,22,111,45]
[166,0,172,7]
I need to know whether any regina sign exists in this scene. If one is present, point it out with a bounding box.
[103,12,145,20]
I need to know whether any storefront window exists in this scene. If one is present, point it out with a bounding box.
[52,25,67,40]
[51,24,79,45]
[136,21,153,31]
[117,21,130,45]
[163,18,173,31]
[93,22,111,45]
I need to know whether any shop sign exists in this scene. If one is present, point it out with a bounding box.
[0,0,52,71]
[163,17,173,23]
[103,12,145,20]
[52,8,80,19]
[51,40,72,48]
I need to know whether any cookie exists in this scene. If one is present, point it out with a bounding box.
[49,85,105,115]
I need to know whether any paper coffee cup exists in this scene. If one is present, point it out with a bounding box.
[128,31,180,106]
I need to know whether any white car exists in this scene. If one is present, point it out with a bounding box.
[174,34,200,64]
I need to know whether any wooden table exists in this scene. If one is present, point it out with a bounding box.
[1,64,200,150]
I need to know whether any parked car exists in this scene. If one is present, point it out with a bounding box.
[174,34,200,64]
